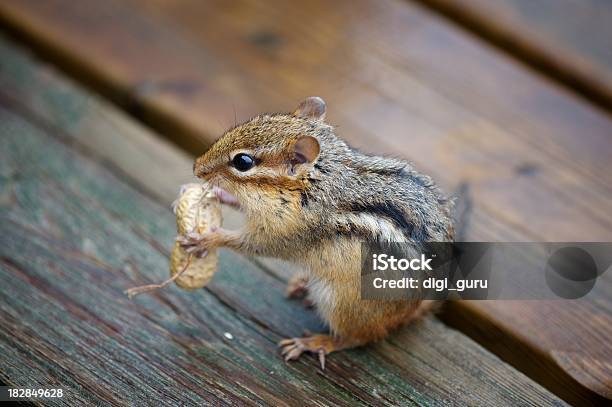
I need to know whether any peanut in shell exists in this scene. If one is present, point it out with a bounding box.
[170,183,221,289]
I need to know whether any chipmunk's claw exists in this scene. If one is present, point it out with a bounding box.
[278,335,336,370]
[177,232,209,257]
[318,349,326,370]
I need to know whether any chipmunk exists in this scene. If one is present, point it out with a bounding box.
[180,97,454,369]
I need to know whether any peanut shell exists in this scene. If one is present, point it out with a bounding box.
[170,183,221,289]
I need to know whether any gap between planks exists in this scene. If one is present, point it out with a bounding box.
[412,0,612,113]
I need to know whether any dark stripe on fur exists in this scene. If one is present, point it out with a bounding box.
[350,202,414,239]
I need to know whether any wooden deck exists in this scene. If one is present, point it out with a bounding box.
[0,0,610,405]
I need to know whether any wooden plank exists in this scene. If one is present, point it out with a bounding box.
[0,36,567,406]
[0,0,610,403]
[417,0,612,110]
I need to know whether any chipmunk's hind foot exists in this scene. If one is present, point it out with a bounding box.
[279,334,354,369]
[286,273,309,299]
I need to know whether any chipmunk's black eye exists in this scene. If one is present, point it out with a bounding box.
[232,153,255,172]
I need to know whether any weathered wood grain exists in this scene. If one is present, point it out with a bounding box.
[0,37,568,406]
[0,0,610,402]
[417,0,612,110]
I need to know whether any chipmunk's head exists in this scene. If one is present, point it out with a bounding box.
[194,97,327,214]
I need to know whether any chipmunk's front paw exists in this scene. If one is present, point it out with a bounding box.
[279,334,338,370]
[177,232,210,258]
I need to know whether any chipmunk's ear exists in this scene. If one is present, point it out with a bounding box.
[292,135,320,166]
[293,96,326,121]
